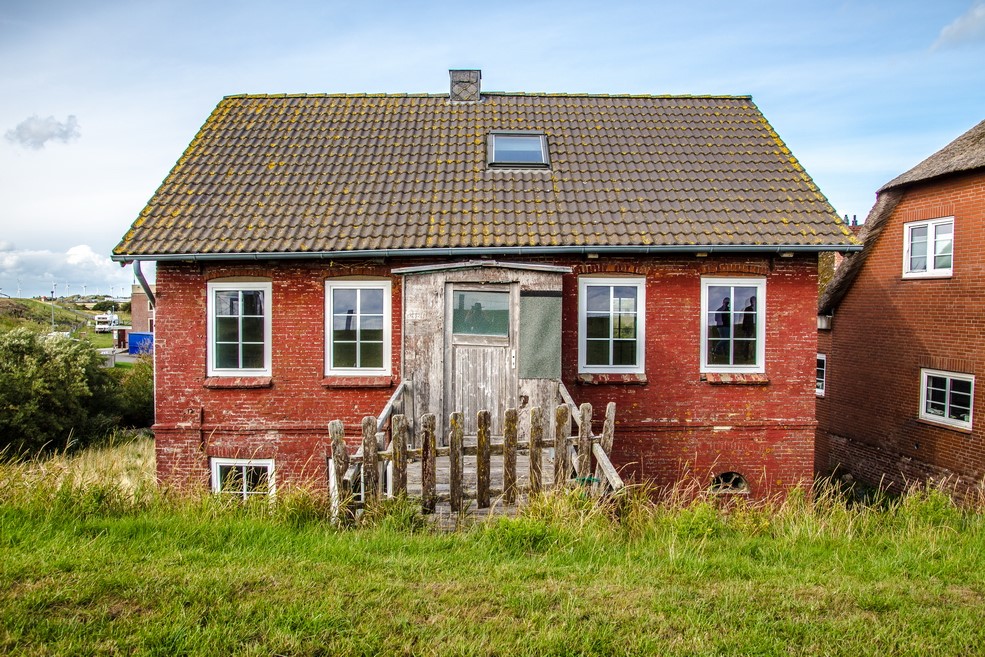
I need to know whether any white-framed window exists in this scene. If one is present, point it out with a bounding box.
[206,281,272,377]
[816,354,826,397]
[578,277,645,374]
[903,217,953,278]
[920,369,974,430]
[487,132,550,168]
[325,280,391,376]
[211,458,275,499]
[700,277,766,374]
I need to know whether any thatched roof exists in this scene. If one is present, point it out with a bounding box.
[819,119,985,315]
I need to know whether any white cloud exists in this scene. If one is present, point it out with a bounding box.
[4,114,81,149]
[933,2,985,49]
[0,244,136,298]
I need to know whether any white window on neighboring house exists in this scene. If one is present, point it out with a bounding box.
[700,277,766,374]
[577,277,646,374]
[206,281,272,377]
[903,217,953,278]
[325,280,392,376]
[816,354,826,397]
[211,458,275,499]
[920,369,974,430]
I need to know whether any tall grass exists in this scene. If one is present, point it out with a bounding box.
[1,439,983,656]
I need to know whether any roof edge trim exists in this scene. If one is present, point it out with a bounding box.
[113,243,863,264]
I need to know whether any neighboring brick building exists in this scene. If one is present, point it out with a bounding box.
[817,119,985,498]
[113,70,857,499]
[130,284,156,333]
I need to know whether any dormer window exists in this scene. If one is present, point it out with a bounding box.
[488,132,549,168]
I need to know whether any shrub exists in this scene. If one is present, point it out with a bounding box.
[0,328,118,456]
[109,356,154,427]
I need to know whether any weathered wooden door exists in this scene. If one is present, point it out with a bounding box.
[444,285,517,438]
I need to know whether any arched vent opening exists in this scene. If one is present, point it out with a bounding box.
[711,471,750,494]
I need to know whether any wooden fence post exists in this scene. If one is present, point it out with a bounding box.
[503,408,518,505]
[477,409,491,508]
[449,412,464,512]
[392,414,408,495]
[529,406,543,494]
[362,416,378,505]
[577,403,593,483]
[421,414,436,513]
[329,420,351,522]
[594,402,616,492]
[554,404,571,488]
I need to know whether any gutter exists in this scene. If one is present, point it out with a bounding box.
[113,243,863,263]
[133,261,155,309]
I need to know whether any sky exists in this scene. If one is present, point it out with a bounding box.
[1,1,983,299]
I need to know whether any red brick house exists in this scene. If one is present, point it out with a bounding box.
[817,119,985,498]
[113,70,857,499]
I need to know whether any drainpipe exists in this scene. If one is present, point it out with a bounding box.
[133,261,155,309]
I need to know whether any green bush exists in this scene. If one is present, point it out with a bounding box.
[0,328,118,456]
[109,356,154,428]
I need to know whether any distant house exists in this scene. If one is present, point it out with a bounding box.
[130,284,156,334]
[113,70,857,498]
[817,119,985,498]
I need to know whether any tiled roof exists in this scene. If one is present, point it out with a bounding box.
[114,92,856,259]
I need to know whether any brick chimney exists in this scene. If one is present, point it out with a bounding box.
[449,69,481,102]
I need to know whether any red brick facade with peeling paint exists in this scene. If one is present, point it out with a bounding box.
[154,253,819,498]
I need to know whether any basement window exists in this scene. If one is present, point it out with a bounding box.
[488,132,549,168]
[211,458,274,499]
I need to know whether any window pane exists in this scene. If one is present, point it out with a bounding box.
[586,340,609,365]
[333,343,357,368]
[613,286,637,312]
[241,291,264,316]
[333,289,357,315]
[241,344,264,369]
[586,286,610,312]
[360,342,383,368]
[241,317,264,343]
[218,465,242,492]
[612,340,637,366]
[733,339,756,365]
[452,290,509,336]
[215,291,238,316]
[216,316,239,342]
[360,289,384,314]
[215,343,239,369]
[613,313,636,339]
[333,316,357,342]
[494,135,544,163]
[909,226,928,271]
[586,314,610,339]
[708,338,729,365]
[244,466,269,492]
[934,224,953,269]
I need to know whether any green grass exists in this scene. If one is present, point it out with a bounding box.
[1,439,983,656]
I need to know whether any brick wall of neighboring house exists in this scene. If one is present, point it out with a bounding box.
[154,253,819,498]
[818,170,985,498]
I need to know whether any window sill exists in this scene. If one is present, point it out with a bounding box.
[322,375,395,388]
[902,272,952,280]
[204,376,273,389]
[576,372,648,385]
[702,373,769,385]
[915,417,972,434]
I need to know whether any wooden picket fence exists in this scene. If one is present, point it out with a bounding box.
[329,401,622,520]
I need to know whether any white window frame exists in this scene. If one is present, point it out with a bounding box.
[577,277,646,374]
[210,457,275,499]
[919,368,974,431]
[816,354,826,397]
[700,277,766,374]
[903,217,953,278]
[206,281,272,377]
[325,279,392,376]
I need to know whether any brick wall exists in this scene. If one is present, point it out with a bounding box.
[817,170,985,496]
[155,253,819,498]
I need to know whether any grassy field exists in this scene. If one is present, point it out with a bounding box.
[1,438,983,656]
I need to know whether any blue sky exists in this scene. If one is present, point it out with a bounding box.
[1,0,983,298]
